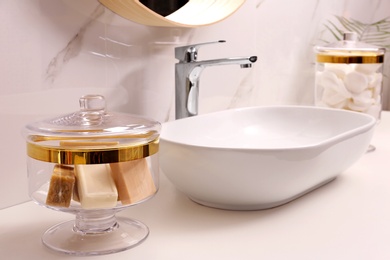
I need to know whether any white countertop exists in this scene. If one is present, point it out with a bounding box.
[1,112,390,260]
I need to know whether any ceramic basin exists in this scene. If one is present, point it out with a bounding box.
[160,106,375,210]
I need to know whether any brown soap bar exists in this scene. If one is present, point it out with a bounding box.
[46,165,75,207]
[110,158,157,205]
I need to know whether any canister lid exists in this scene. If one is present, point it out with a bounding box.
[24,95,161,164]
[315,32,386,64]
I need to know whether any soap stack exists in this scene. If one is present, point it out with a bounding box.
[46,159,157,209]
[315,63,383,119]
[314,32,385,120]
[25,95,161,209]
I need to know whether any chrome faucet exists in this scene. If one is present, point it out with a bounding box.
[174,40,257,119]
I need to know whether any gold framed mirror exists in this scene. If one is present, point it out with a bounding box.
[98,0,246,27]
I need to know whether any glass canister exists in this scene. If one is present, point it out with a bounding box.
[24,95,161,256]
[315,32,386,120]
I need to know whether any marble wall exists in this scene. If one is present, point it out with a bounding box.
[1,0,389,208]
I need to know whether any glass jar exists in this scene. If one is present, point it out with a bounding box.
[314,32,386,120]
[24,95,161,256]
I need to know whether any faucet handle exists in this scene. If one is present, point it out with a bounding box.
[175,40,226,62]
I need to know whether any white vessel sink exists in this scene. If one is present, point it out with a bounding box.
[160,106,375,210]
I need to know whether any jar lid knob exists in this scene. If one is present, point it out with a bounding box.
[79,95,106,112]
[343,31,358,41]
[77,95,106,125]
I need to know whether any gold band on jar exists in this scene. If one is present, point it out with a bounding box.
[26,138,159,164]
[316,54,384,64]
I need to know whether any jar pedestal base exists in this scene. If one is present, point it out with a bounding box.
[42,216,149,256]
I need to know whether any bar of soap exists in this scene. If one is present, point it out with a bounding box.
[75,164,118,209]
[46,165,75,208]
[110,158,157,205]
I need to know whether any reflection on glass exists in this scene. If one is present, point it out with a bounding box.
[140,0,189,16]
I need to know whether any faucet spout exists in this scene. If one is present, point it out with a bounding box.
[192,56,257,69]
[174,41,257,119]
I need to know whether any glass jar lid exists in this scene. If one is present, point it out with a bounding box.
[315,32,386,64]
[24,95,161,164]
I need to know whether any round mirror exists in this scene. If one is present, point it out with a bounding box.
[139,0,189,17]
[98,0,246,27]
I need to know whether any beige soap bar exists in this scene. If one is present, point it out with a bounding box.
[75,164,118,209]
[110,158,156,205]
[46,165,75,208]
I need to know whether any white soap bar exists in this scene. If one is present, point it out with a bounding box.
[344,71,368,94]
[317,63,383,120]
[75,164,118,209]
